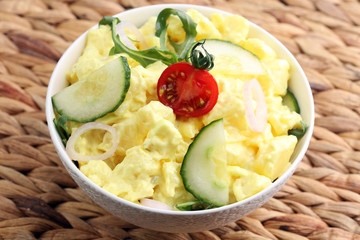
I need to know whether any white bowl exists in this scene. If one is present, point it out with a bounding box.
[46,4,314,233]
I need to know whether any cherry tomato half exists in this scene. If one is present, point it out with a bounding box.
[157,62,219,118]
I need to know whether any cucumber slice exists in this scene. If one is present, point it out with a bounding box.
[52,57,130,122]
[186,39,265,75]
[180,118,229,207]
[282,90,300,114]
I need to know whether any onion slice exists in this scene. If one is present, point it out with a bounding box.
[116,21,148,50]
[66,122,119,161]
[140,198,173,211]
[243,78,268,132]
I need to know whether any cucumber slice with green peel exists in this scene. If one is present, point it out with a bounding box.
[282,90,300,114]
[180,118,229,207]
[52,56,130,122]
[186,39,265,75]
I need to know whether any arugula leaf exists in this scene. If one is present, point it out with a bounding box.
[99,17,178,67]
[53,115,69,146]
[155,8,197,60]
[288,121,307,139]
[176,200,214,211]
[99,16,116,26]
[187,40,214,70]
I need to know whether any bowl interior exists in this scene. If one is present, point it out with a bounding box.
[45,3,314,230]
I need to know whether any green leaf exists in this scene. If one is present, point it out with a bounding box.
[109,46,116,56]
[155,8,197,60]
[99,17,178,67]
[288,121,307,139]
[187,40,214,70]
[53,115,69,146]
[176,201,214,211]
[158,25,168,51]
[99,16,119,26]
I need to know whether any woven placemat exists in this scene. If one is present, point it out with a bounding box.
[0,0,359,239]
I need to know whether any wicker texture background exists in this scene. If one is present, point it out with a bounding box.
[0,0,360,239]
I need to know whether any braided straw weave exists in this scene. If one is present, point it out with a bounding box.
[0,0,360,239]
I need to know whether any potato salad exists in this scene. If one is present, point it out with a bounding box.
[52,8,306,210]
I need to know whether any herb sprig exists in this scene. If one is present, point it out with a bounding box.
[100,17,178,67]
[99,8,198,67]
[187,40,214,70]
[155,8,197,60]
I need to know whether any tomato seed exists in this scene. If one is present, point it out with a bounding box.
[159,88,164,96]
[199,98,205,106]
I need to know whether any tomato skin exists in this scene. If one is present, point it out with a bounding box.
[157,62,219,117]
